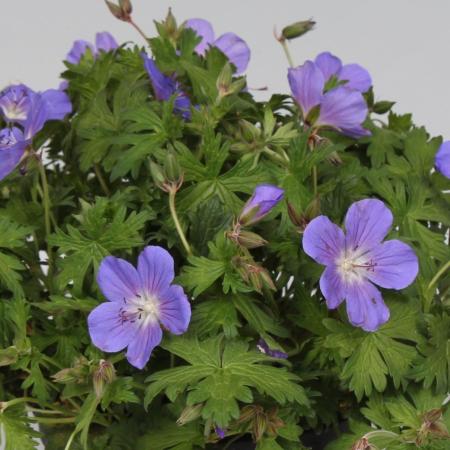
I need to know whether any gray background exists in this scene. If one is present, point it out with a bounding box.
[1,0,448,137]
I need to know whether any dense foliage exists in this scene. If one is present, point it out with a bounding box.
[0,5,449,450]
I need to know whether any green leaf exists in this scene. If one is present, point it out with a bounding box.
[0,405,41,450]
[324,297,422,400]
[145,336,309,427]
[49,197,149,293]
[411,313,450,393]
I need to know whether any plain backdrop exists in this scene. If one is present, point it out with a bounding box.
[1,0,450,138]
[1,0,449,138]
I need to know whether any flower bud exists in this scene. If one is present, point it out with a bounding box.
[234,230,267,249]
[0,346,19,367]
[104,0,132,21]
[177,404,203,426]
[164,8,177,36]
[149,160,166,191]
[164,151,182,184]
[239,184,284,226]
[239,120,261,143]
[372,100,395,115]
[215,426,226,439]
[253,410,267,442]
[282,19,316,40]
[52,356,90,384]
[351,437,374,450]
[216,63,233,98]
[93,359,116,398]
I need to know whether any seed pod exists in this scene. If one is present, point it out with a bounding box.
[282,19,316,40]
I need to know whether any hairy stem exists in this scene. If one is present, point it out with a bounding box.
[94,164,111,196]
[128,17,149,41]
[168,189,192,256]
[280,39,295,68]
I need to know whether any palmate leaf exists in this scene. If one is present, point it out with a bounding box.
[411,313,450,393]
[49,197,149,293]
[0,405,41,450]
[144,336,309,427]
[324,297,422,400]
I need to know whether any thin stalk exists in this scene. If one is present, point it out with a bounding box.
[94,164,110,196]
[312,166,318,196]
[128,17,149,41]
[64,429,78,450]
[1,397,39,411]
[38,161,54,285]
[32,416,76,425]
[280,39,295,68]
[428,260,450,291]
[168,189,192,256]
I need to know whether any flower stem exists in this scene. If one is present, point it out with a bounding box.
[428,260,450,291]
[0,397,39,412]
[128,17,149,41]
[64,429,78,450]
[32,416,76,425]
[280,39,295,68]
[312,165,318,196]
[168,189,192,256]
[94,164,110,196]
[38,160,54,283]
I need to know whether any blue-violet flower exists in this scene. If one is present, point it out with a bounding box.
[88,246,191,369]
[302,199,418,331]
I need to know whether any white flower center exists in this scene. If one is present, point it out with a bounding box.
[336,249,376,284]
[120,292,160,326]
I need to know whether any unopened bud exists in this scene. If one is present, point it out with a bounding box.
[240,120,260,142]
[119,0,132,15]
[149,161,166,190]
[52,356,90,384]
[238,405,258,424]
[177,404,203,425]
[234,230,267,249]
[372,101,395,115]
[230,78,247,95]
[217,63,233,98]
[282,19,316,40]
[253,410,267,442]
[165,8,178,36]
[164,151,182,184]
[351,437,372,450]
[0,346,18,367]
[105,0,132,21]
[93,359,116,398]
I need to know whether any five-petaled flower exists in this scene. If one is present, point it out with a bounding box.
[185,18,250,74]
[88,246,191,369]
[239,184,284,226]
[302,199,418,331]
[141,52,192,120]
[66,31,118,64]
[435,141,450,179]
[0,84,72,180]
[288,53,371,138]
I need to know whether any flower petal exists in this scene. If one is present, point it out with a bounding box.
[239,184,284,225]
[317,86,368,135]
[66,40,94,64]
[303,215,345,265]
[319,265,346,309]
[88,302,136,352]
[365,239,419,289]
[41,89,72,121]
[185,18,215,56]
[288,62,324,117]
[95,31,118,53]
[0,128,28,181]
[435,141,450,179]
[345,280,390,331]
[126,323,162,369]
[339,125,371,139]
[0,84,34,124]
[338,63,372,93]
[137,246,175,295]
[158,284,191,334]
[214,32,250,74]
[315,52,342,81]
[97,256,141,303]
[344,199,393,252]
[141,53,176,101]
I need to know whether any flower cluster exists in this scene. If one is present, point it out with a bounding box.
[0,84,71,180]
[288,51,371,137]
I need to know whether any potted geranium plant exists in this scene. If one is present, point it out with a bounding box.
[0,2,449,449]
